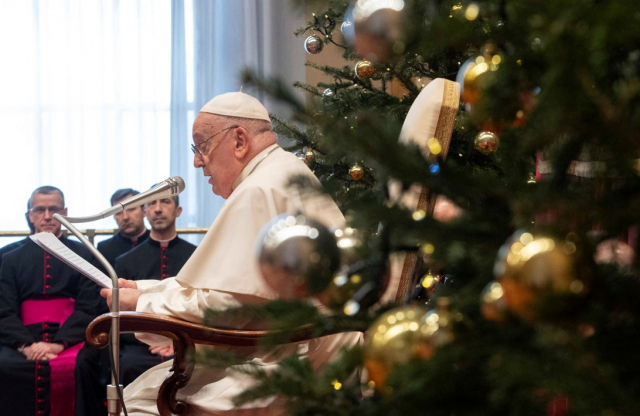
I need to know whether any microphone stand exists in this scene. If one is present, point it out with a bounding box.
[54,213,122,416]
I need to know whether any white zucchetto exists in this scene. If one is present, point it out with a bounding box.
[199,91,271,123]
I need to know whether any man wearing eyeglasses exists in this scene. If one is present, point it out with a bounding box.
[100,92,361,416]
[0,186,101,416]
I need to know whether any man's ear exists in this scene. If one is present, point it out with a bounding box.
[234,127,250,159]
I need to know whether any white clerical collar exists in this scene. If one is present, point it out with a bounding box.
[232,143,280,190]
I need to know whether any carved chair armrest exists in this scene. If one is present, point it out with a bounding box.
[86,312,313,416]
[86,311,278,349]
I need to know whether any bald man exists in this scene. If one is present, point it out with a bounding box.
[101,92,361,415]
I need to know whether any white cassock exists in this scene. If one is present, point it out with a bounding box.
[124,144,363,416]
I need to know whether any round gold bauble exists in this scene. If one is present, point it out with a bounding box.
[474,131,500,154]
[456,46,501,107]
[364,305,428,392]
[257,214,340,299]
[364,299,456,392]
[304,150,316,165]
[349,163,364,181]
[355,60,375,80]
[480,280,507,322]
[494,231,588,322]
[304,34,324,54]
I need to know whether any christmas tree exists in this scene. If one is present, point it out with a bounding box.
[202,1,640,415]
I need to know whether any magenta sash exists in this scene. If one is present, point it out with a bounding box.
[21,298,84,416]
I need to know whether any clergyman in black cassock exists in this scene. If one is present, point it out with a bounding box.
[114,235,196,385]
[0,187,101,416]
[75,188,149,416]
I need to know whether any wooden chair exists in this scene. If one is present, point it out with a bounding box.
[86,78,459,416]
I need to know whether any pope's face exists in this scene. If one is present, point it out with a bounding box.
[192,113,237,199]
[28,193,67,235]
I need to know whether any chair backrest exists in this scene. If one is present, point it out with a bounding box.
[381,78,460,304]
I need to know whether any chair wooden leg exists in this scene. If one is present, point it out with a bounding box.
[157,331,195,416]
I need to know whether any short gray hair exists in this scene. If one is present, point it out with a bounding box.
[28,186,65,209]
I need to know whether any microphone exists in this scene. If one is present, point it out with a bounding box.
[63,176,185,223]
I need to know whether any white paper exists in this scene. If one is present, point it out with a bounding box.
[30,232,113,289]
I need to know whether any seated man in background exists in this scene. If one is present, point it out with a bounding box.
[0,186,101,416]
[76,187,151,416]
[114,192,196,385]
[101,92,361,416]
[97,188,150,267]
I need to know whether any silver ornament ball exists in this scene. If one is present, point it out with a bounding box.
[257,214,340,299]
[322,88,335,100]
[304,34,324,54]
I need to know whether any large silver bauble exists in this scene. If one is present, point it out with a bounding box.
[257,214,340,299]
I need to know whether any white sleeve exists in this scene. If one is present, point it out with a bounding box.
[136,277,181,293]
[134,283,265,346]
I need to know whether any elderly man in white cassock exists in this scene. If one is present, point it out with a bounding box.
[100,92,362,415]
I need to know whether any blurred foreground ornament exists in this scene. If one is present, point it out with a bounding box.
[257,214,340,299]
[595,239,635,270]
[480,280,507,322]
[432,195,463,222]
[317,227,382,312]
[349,163,364,180]
[456,43,501,108]
[351,0,406,62]
[355,60,375,80]
[411,271,440,305]
[494,231,589,322]
[364,299,456,392]
[304,34,324,54]
[304,149,316,165]
[341,19,353,37]
[474,131,499,154]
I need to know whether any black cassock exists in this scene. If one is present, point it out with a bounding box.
[96,229,151,268]
[0,237,100,416]
[76,229,151,416]
[113,236,197,385]
[0,237,30,269]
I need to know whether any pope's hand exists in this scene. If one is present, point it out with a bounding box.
[118,278,137,289]
[100,287,143,311]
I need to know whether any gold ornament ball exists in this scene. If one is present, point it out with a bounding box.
[480,280,507,322]
[304,150,316,165]
[257,214,340,299]
[349,163,364,181]
[494,231,589,322]
[364,299,456,392]
[474,131,500,154]
[304,34,324,54]
[355,60,375,80]
[456,47,500,106]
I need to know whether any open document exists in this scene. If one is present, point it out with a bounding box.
[30,232,113,288]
